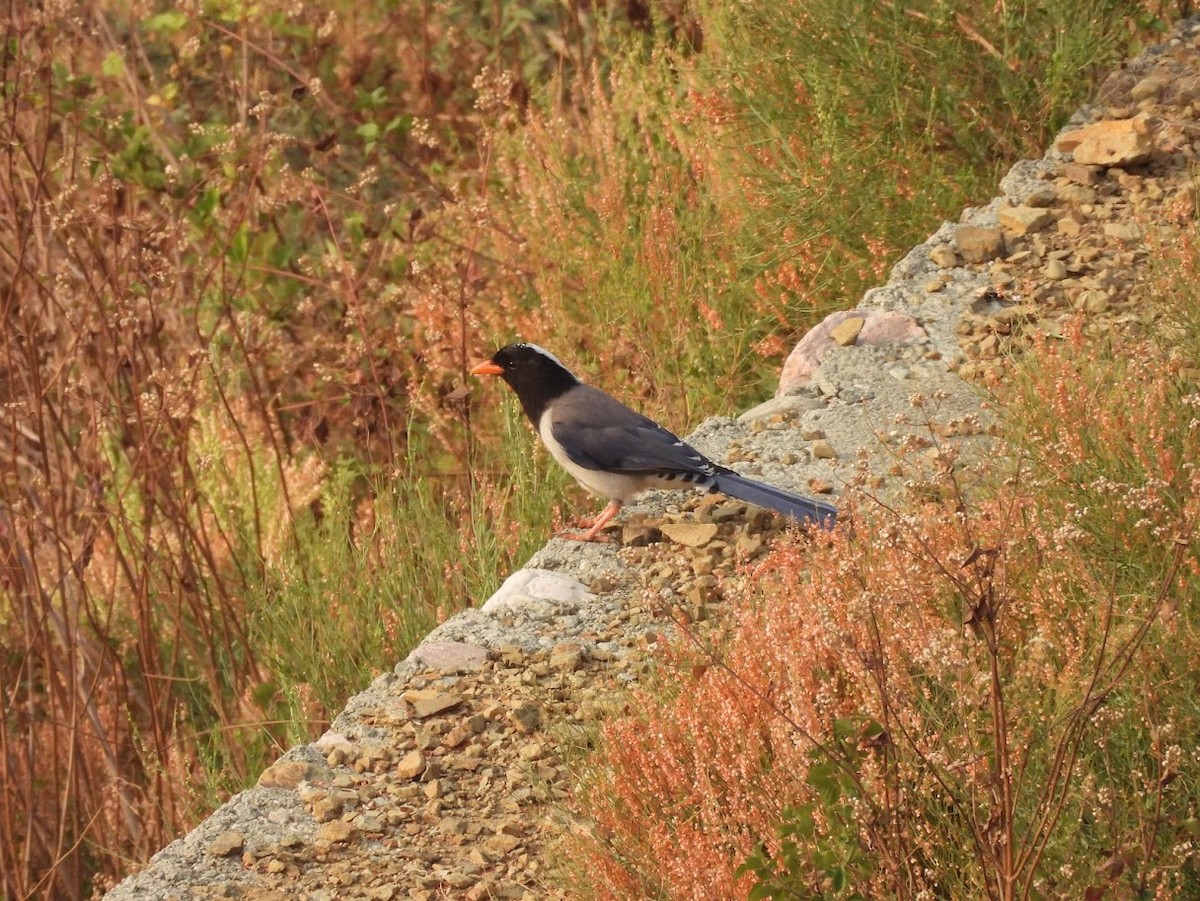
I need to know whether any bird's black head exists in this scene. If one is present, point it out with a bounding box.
[471,343,580,424]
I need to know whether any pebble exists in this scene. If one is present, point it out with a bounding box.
[810,439,837,460]
[829,316,865,346]
[1044,259,1069,280]
[206,831,244,858]
[404,689,463,719]
[395,751,425,780]
[659,521,719,547]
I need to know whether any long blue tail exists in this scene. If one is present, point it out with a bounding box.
[709,471,838,530]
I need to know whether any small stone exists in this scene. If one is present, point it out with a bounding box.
[497,644,527,666]
[316,820,355,844]
[991,305,1038,327]
[928,244,958,268]
[311,797,342,823]
[998,205,1055,235]
[829,316,864,346]
[659,522,719,547]
[408,640,489,673]
[509,702,542,734]
[450,755,483,772]
[1057,216,1082,238]
[1023,187,1058,207]
[485,834,522,856]
[1057,183,1097,206]
[955,225,1005,263]
[1044,259,1068,280]
[620,523,661,546]
[206,831,244,858]
[518,742,545,761]
[396,750,426,780]
[1103,222,1143,243]
[403,689,463,719]
[810,439,837,460]
[1130,75,1167,102]
[438,816,467,836]
[257,760,324,789]
[1056,116,1153,167]
[442,723,473,748]
[734,533,764,557]
[549,642,586,672]
[356,813,385,833]
[1060,162,1098,185]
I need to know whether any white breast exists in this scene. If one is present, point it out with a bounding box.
[538,409,655,503]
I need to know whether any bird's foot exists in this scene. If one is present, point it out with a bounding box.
[558,528,611,543]
[557,500,623,543]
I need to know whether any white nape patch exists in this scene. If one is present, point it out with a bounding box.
[519,343,567,369]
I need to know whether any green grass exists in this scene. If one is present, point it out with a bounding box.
[244,412,566,737]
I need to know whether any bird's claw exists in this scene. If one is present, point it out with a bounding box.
[558,529,611,543]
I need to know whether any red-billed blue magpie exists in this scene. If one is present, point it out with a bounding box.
[471,343,838,541]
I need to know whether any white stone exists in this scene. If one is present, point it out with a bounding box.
[480,568,595,614]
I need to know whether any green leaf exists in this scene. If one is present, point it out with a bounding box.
[830,867,847,892]
[385,114,413,136]
[101,52,126,78]
[229,223,251,264]
[832,717,859,742]
[146,11,188,33]
[194,188,221,223]
[779,804,816,840]
[807,761,841,802]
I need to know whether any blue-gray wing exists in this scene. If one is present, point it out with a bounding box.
[548,385,717,477]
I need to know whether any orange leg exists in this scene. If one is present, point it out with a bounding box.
[561,500,623,542]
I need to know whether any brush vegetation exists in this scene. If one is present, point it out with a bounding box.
[567,226,1200,898]
[0,0,1181,896]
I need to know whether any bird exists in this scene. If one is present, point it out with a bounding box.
[470,342,838,541]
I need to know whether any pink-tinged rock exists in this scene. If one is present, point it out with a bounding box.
[1055,116,1152,167]
[778,310,926,394]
